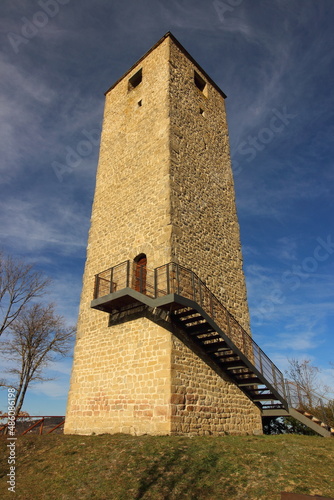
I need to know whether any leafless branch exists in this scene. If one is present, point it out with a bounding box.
[2,302,75,415]
[0,252,51,337]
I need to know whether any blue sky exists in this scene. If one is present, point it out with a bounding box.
[0,0,333,416]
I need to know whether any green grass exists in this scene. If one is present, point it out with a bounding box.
[1,433,334,499]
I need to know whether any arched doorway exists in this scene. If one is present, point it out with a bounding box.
[133,254,147,293]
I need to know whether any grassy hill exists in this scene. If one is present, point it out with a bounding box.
[1,433,334,499]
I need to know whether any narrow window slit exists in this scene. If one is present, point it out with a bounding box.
[194,70,207,95]
[128,68,142,91]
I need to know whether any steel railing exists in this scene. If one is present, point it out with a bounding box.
[285,381,334,429]
[0,416,65,435]
[94,261,287,402]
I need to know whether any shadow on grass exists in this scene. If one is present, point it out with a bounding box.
[134,447,221,499]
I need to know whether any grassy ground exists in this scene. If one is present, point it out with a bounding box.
[1,433,333,499]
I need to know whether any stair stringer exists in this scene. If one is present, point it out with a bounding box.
[262,408,333,437]
[289,408,333,437]
[168,299,288,409]
[92,288,288,409]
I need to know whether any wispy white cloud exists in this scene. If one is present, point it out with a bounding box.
[43,359,73,377]
[0,197,90,254]
[29,380,70,399]
[0,0,333,416]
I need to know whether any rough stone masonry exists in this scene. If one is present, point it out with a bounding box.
[64,32,263,436]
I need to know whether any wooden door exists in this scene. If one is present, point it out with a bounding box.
[134,256,147,293]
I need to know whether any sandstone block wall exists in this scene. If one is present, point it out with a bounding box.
[171,334,262,435]
[65,38,173,434]
[65,33,262,436]
[169,40,250,332]
[65,316,172,435]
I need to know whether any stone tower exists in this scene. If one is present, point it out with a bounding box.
[64,32,263,436]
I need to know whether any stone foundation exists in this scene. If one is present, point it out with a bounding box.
[65,312,262,436]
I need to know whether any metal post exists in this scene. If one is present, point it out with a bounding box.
[272,364,277,391]
[175,263,180,294]
[286,381,291,407]
[259,349,263,376]
[166,263,170,295]
[94,274,99,299]
[226,310,231,339]
[154,268,157,298]
[192,272,196,301]
[241,329,246,355]
[110,266,114,293]
[126,260,130,288]
[297,384,302,409]
[319,398,328,427]
[199,278,203,308]
[282,376,287,402]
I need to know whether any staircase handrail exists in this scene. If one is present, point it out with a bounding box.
[285,380,334,404]
[94,260,288,404]
[284,379,334,428]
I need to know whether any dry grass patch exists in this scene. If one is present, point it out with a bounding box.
[0,434,333,499]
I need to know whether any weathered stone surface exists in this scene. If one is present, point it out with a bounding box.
[64,33,262,436]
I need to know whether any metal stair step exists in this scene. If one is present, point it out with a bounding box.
[219,359,247,370]
[203,341,230,353]
[173,309,198,319]
[262,403,286,410]
[200,334,222,342]
[231,369,254,376]
[235,376,262,385]
[168,296,288,416]
[214,351,235,359]
[247,388,273,395]
[237,379,261,387]
[186,322,213,335]
[215,354,240,363]
[189,329,215,337]
[180,315,206,325]
[251,394,277,401]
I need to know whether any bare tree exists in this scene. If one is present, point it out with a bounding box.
[2,303,75,416]
[286,358,331,409]
[0,252,50,337]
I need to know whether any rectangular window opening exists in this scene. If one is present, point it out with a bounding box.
[194,70,207,95]
[128,68,142,91]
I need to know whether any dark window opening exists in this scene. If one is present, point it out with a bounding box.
[138,99,142,107]
[128,69,142,91]
[200,108,205,116]
[133,254,147,293]
[194,71,207,95]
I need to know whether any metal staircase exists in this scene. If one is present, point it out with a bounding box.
[281,382,334,437]
[170,306,285,411]
[91,260,333,437]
